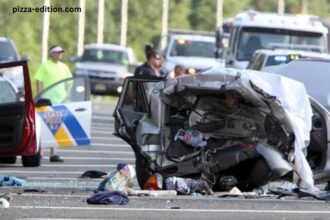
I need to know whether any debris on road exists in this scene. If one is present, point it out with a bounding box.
[0,198,10,208]
[127,189,177,197]
[0,175,27,187]
[97,164,136,192]
[87,190,129,205]
[80,170,107,179]
[165,176,213,195]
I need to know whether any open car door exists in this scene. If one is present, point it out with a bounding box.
[0,61,36,156]
[35,76,91,148]
[113,76,164,188]
[114,76,163,150]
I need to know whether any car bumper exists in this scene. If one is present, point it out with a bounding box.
[90,77,124,94]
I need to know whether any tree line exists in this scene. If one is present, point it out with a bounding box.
[1,0,329,94]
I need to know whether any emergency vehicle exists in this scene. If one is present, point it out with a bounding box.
[218,10,328,69]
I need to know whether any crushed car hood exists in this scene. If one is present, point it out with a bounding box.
[163,67,315,192]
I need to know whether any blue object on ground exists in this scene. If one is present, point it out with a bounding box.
[87,190,129,205]
[0,175,27,186]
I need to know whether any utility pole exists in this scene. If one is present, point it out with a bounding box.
[120,0,128,47]
[277,0,285,15]
[97,0,104,44]
[77,0,86,56]
[302,0,308,14]
[41,0,50,62]
[216,0,223,28]
[160,0,169,50]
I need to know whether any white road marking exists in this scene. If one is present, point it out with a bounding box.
[20,219,109,220]
[26,177,102,181]
[0,171,84,174]
[92,115,114,121]
[42,149,133,154]
[12,193,324,204]
[0,164,121,168]
[90,143,130,147]
[35,164,121,167]
[91,127,113,130]
[41,156,134,161]
[91,130,114,134]
[10,206,330,214]
[91,137,123,141]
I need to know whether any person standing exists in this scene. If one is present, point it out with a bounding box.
[35,45,72,162]
[174,65,186,77]
[134,45,163,77]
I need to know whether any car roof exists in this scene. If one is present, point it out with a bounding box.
[0,37,13,43]
[233,11,327,34]
[271,59,330,110]
[84,43,128,51]
[170,34,215,42]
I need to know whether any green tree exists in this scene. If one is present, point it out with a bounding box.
[1,0,330,96]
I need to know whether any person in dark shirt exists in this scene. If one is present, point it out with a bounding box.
[134,45,163,77]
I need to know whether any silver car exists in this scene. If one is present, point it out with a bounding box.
[114,68,330,191]
[73,43,137,94]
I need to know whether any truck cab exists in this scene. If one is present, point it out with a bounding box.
[158,29,223,76]
[221,11,328,69]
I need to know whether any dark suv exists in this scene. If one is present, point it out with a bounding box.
[0,37,20,61]
[0,37,28,90]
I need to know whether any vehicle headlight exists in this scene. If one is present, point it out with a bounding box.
[187,68,196,74]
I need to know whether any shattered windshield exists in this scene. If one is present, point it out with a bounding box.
[237,27,326,61]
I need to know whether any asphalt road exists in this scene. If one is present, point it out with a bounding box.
[1,97,330,220]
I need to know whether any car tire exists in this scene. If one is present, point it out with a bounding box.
[247,157,271,190]
[22,149,41,167]
[135,152,152,189]
[0,156,17,164]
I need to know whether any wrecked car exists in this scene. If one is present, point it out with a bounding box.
[114,67,330,192]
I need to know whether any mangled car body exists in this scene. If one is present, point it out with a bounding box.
[114,67,330,192]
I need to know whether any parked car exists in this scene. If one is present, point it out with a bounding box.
[247,49,330,71]
[72,43,138,94]
[113,67,330,191]
[0,37,28,90]
[0,61,92,167]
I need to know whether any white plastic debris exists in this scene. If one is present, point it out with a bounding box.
[0,198,10,208]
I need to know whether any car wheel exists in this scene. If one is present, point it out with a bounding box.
[135,152,152,189]
[0,156,17,164]
[246,157,271,190]
[22,149,41,167]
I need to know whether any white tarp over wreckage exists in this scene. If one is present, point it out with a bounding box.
[241,69,316,192]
